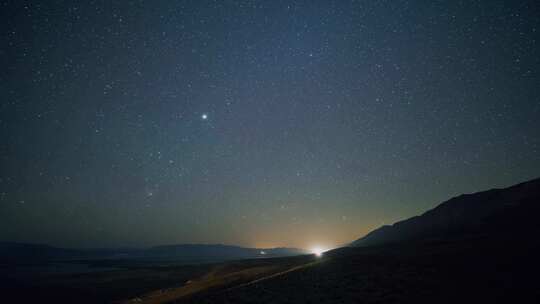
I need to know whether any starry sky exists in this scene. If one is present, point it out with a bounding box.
[1,0,539,249]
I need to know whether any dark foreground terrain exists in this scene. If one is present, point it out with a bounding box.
[181,236,539,304]
[0,252,311,303]
[2,236,538,304]
[178,178,540,304]
[2,178,539,303]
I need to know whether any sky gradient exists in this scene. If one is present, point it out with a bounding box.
[1,0,539,249]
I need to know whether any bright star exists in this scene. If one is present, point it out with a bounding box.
[201,113,208,120]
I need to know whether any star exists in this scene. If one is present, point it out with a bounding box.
[201,113,208,120]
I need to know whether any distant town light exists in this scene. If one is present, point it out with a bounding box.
[311,247,325,257]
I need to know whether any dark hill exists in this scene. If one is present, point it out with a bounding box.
[350,177,540,247]
[176,177,540,304]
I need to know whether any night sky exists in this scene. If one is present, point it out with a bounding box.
[1,1,539,249]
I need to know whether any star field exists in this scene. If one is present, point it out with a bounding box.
[1,0,539,249]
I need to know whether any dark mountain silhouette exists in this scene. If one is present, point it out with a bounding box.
[0,242,306,261]
[0,242,84,260]
[350,177,540,247]
[143,244,306,259]
[173,178,540,304]
[3,178,539,304]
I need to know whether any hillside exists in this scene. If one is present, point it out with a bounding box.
[171,178,540,304]
[3,178,539,303]
[350,177,540,247]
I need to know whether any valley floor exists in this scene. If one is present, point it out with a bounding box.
[2,236,539,304]
[178,237,540,304]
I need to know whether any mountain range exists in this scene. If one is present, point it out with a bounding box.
[350,177,540,247]
[2,177,539,303]
[178,177,540,304]
[0,242,306,261]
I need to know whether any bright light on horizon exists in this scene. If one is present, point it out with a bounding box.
[311,247,327,257]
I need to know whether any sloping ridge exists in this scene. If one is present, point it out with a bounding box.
[350,177,540,247]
